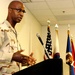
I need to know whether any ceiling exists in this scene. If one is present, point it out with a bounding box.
[21,0,75,26]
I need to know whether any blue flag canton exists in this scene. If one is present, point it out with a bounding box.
[66,34,72,53]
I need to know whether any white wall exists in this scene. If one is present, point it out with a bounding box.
[16,7,44,63]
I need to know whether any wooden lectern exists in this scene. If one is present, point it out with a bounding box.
[13,59,63,75]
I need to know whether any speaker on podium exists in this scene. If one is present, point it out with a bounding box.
[13,59,63,75]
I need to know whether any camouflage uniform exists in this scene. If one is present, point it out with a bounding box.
[0,20,21,75]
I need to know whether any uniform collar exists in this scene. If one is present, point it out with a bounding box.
[5,20,17,33]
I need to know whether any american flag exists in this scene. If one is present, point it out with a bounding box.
[44,25,52,60]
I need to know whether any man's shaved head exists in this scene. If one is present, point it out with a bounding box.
[7,1,25,27]
[8,1,24,8]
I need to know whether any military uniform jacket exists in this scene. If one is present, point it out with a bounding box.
[0,21,21,75]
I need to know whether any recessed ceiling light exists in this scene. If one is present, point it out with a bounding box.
[62,11,65,13]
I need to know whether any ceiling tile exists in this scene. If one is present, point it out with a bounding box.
[46,0,74,9]
[72,0,75,6]
[31,9,53,16]
[34,15,58,25]
[24,2,49,10]
[31,0,44,1]
[58,20,75,25]
[56,14,75,21]
[51,8,75,15]
[45,0,70,1]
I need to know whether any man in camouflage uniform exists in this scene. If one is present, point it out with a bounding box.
[0,1,36,75]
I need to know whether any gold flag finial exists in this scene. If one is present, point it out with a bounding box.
[47,19,50,32]
[67,24,70,35]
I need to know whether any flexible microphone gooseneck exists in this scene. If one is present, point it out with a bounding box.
[36,33,50,59]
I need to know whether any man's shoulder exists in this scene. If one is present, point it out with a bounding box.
[0,21,9,30]
[0,21,6,26]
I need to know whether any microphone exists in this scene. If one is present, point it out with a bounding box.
[36,33,44,45]
[36,33,51,59]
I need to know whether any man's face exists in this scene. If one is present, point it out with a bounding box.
[9,2,25,23]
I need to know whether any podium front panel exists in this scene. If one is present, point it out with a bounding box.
[13,59,63,75]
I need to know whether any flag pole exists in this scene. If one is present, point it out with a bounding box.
[67,24,70,35]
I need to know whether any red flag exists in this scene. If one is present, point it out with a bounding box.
[71,38,75,72]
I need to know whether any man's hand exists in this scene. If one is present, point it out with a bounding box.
[12,50,24,63]
[22,52,36,66]
[12,50,36,66]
